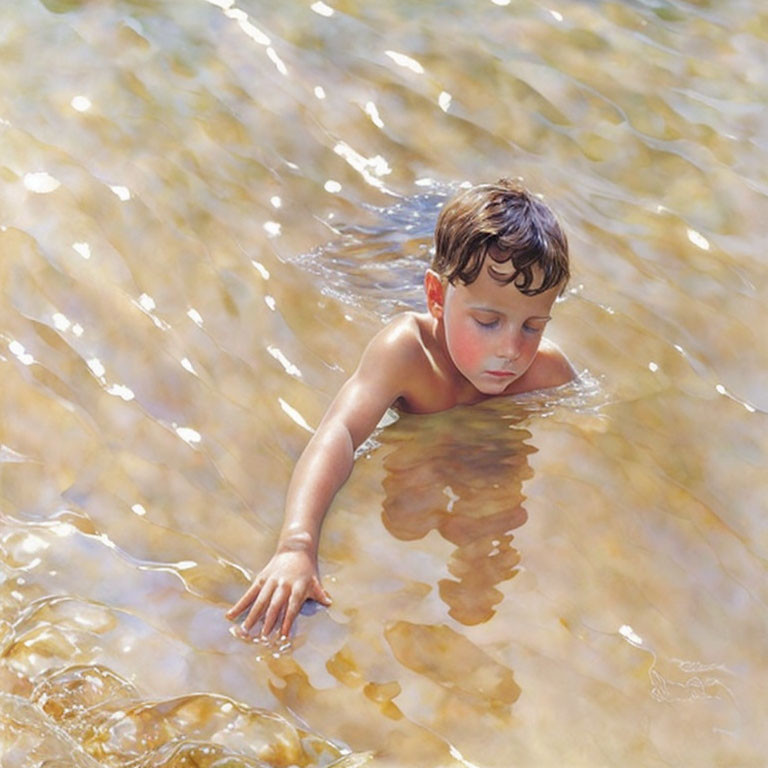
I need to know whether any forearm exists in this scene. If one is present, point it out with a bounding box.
[275,422,355,558]
[229,322,406,638]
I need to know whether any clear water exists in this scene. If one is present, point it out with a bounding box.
[1,1,767,766]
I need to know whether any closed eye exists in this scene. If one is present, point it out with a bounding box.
[474,318,500,329]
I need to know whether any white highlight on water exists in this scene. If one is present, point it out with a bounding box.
[385,50,424,74]
[110,185,131,201]
[251,260,270,279]
[9,340,34,366]
[52,313,71,331]
[24,172,60,193]
[175,426,202,444]
[225,8,271,45]
[20,535,48,555]
[72,242,91,259]
[267,47,288,75]
[0,444,31,463]
[687,228,710,250]
[311,1,334,16]
[619,624,644,647]
[364,101,384,128]
[279,398,314,432]
[87,358,106,379]
[106,383,135,401]
[52,521,76,537]
[449,743,482,768]
[71,95,92,112]
[334,141,391,190]
[443,485,460,513]
[268,345,302,378]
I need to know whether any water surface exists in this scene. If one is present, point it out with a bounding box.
[1,1,767,766]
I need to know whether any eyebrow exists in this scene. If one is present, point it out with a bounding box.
[468,305,551,321]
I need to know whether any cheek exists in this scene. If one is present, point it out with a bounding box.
[445,319,488,372]
[520,335,540,358]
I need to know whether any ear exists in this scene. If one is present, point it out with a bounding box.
[424,269,446,319]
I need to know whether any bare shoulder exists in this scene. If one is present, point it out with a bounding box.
[514,339,577,393]
[354,311,445,412]
[377,311,423,346]
[363,312,424,363]
[354,312,428,386]
[322,313,429,444]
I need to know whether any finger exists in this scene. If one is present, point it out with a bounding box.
[226,578,263,619]
[310,579,332,606]
[280,589,306,638]
[242,580,276,633]
[261,584,290,637]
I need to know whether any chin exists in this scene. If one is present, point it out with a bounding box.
[475,377,515,395]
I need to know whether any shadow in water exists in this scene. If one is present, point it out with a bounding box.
[378,406,536,626]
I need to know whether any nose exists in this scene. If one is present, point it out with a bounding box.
[496,330,522,361]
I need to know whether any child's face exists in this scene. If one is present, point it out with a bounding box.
[436,258,561,395]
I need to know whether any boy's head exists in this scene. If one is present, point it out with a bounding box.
[431,178,569,295]
[424,180,570,394]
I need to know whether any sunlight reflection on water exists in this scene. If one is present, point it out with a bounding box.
[1,0,767,766]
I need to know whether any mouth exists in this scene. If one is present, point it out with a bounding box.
[485,370,516,378]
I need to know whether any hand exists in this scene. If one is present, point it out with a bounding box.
[226,549,332,639]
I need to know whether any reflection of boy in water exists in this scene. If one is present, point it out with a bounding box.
[380,410,536,626]
[227,179,574,639]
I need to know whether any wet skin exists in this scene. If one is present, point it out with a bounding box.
[227,262,574,639]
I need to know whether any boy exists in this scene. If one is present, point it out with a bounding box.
[226,179,575,640]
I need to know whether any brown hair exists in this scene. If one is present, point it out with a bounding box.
[431,179,569,295]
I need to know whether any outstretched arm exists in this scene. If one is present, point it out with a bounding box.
[226,318,413,639]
